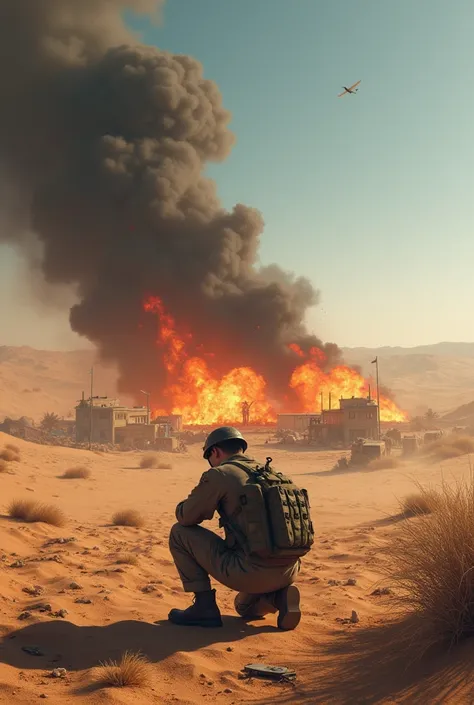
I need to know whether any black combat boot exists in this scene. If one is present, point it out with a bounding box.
[274,585,301,631]
[168,589,223,628]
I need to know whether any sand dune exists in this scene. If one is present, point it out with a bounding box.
[1,431,474,703]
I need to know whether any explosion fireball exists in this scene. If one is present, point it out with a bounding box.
[144,296,406,425]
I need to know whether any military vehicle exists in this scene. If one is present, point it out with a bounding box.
[423,430,443,444]
[402,435,419,455]
[350,439,386,466]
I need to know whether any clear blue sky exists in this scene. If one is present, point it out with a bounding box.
[1,0,473,349]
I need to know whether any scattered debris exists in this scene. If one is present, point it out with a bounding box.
[242,663,296,682]
[336,610,360,626]
[22,646,44,656]
[53,609,68,619]
[23,585,44,597]
[50,668,67,679]
[30,603,52,613]
[141,584,157,594]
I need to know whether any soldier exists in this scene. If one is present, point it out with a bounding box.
[168,426,312,630]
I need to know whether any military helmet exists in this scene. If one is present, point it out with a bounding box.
[203,426,248,458]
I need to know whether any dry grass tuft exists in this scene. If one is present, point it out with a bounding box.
[402,489,440,516]
[61,466,91,480]
[386,477,474,646]
[140,452,159,469]
[115,553,139,566]
[98,651,151,688]
[8,499,66,527]
[0,448,20,462]
[367,456,400,471]
[5,443,20,453]
[112,509,145,528]
[422,434,474,461]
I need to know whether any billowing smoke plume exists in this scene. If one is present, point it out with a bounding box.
[0,0,340,406]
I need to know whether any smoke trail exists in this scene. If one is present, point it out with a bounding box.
[0,0,339,405]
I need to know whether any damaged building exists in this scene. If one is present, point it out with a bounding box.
[277,396,379,445]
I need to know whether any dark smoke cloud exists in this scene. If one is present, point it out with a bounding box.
[0,0,340,406]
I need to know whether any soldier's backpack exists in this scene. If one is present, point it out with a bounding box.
[222,457,314,559]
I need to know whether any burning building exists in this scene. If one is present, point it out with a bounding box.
[0,2,407,427]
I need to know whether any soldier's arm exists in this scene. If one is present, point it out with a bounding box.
[175,468,224,526]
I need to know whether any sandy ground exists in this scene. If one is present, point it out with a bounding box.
[1,431,474,704]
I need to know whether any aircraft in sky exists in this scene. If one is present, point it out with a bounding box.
[338,80,361,97]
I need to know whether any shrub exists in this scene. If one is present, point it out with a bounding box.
[0,448,20,462]
[61,466,91,479]
[98,651,151,688]
[386,478,474,646]
[8,499,66,527]
[139,452,158,469]
[5,443,20,453]
[112,510,145,528]
[115,553,139,566]
[402,489,440,516]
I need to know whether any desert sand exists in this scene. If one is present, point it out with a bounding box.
[1,431,474,704]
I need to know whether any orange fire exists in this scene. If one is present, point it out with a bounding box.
[143,296,407,425]
[143,296,275,425]
[289,350,407,423]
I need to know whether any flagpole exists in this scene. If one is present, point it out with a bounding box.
[376,359,381,439]
[372,357,381,440]
[89,367,94,450]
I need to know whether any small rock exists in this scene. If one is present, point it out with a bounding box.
[53,609,68,619]
[223,688,233,694]
[350,610,359,624]
[23,586,44,597]
[10,560,25,568]
[371,587,391,596]
[74,597,92,604]
[328,579,341,586]
[206,680,214,686]
[18,611,32,621]
[226,646,233,652]
[142,584,156,593]
[39,695,48,699]
[69,582,82,590]
[346,579,357,586]
[50,667,67,678]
